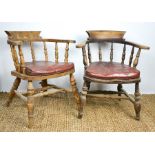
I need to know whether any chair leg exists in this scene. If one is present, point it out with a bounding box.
[117,84,122,100]
[70,73,83,119]
[41,79,48,87]
[27,81,34,128]
[5,77,21,107]
[81,80,88,105]
[134,82,141,120]
[86,81,91,90]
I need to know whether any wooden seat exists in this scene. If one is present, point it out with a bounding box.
[5,31,83,128]
[77,30,149,120]
[25,61,74,76]
[86,62,140,80]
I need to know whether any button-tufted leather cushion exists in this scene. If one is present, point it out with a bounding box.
[86,62,140,80]
[25,61,74,76]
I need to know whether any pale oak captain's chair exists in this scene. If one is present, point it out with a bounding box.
[5,31,83,128]
[77,30,149,120]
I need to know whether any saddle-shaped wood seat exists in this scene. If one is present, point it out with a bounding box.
[25,61,74,76]
[86,62,140,80]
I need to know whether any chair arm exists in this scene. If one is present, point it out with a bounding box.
[13,38,76,44]
[76,41,87,48]
[125,40,150,50]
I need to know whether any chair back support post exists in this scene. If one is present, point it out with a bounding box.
[64,42,69,63]
[133,48,141,68]
[43,41,48,61]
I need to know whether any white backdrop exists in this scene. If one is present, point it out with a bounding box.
[0,22,154,93]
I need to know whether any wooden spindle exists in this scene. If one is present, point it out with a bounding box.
[110,42,113,62]
[43,42,48,61]
[64,42,69,63]
[18,45,25,73]
[82,47,88,71]
[10,45,20,72]
[87,43,92,63]
[121,44,126,64]
[129,46,135,66]
[98,43,102,61]
[29,42,35,62]
[55,42,58,63]
[133,48,141,68]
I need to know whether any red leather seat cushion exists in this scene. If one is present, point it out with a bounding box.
[86,62,140,80]
[25,61,74,76]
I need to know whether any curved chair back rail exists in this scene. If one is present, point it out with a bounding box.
[77,38,150,70]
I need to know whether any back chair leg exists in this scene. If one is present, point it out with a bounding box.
[86,81,91,90]
[70,73,83,119]
[5,78,21,107]
[134,82,141,120]
[117,84,122,100]
[27,81,34,128]
[41,79,48,87]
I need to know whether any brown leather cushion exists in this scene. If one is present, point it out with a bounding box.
[86,62,140,80]
[25,61,74,76]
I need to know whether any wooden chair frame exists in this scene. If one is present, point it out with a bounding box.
[5,31,83,128]
[77,32,149,120]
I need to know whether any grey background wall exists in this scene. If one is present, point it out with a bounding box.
[0,22,154,93]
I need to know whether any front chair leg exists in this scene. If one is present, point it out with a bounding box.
[70,73,83,119]
[27,81,34,128]
[81,80,88,105]
[5,77,21,107]
[134,82,141,120]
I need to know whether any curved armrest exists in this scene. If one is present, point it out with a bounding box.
[7,39,23,46]
[125,40,150,50]
[76,41,87,48]
[13,38,76,43]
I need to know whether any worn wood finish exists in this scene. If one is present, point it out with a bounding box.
[64,42,69,63]
[29,42,36,62]
[43,42,48,61]
[27,81,34,128]
[129,46,135,66]
[110,42,113,62]
[121,44,126,64]
[55,42,59,63]
[98,43,102,61]
[133,48,141,68]
[134,82,141,120]
[77,30,149,120]
[5,78,21,107]
[87,43,92,63]
[70,73,83,118]
[5,31,82,128]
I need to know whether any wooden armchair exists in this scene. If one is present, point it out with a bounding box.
[5,31,83,128]
[76,30,149,120]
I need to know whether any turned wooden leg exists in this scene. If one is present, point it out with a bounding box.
[81,79,88,105]
[5,77,21,107]
[86,81,91,90]
[70,73,83,119]
[134,82,141,120]
[27,81,34,128]
[117,84,122,100]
